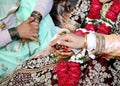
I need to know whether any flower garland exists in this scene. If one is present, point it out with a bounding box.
[57,61,81,86]
[56,0,120,86]
[85,0,120,34]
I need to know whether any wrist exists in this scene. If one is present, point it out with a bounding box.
[95,33,105,55]
[83,34,87,49]
[86,33,96,51]
[31,11,42,22]
[8,27,20,40]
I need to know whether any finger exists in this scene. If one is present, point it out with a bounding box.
[34,19,39,23]
[59,40,73,48]
[50,38,59,46]
[33,26,39,31]
[56,50,74,56]
[33,30,39,35]
[33,33,39,37]
[30,27,39,33]
[50,47,55,52]
[32,28,39,34]
[50,34,70,46]
[21,39,26,43]
[26,17,35,23]
[31,21,39,26]
[30,37,40,42]
[60,34,72,41]
[50,39,70,48]
[50,35,64,46]
[51,45,74,56]
[56,34,71,42]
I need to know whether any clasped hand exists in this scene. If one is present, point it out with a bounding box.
[17,17,40,42]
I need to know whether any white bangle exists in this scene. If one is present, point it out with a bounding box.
[87,33,96,51]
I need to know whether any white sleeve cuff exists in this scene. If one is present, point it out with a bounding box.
[0,30,12,47]
[87,33,96,51]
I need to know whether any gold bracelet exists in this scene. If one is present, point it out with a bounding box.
[84,34,87,49]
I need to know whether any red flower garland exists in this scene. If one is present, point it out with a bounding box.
[85,24,98,31]
[74,30,85,35]
[56,0,120,86]
[85,0,120,34]
[97,23,111,34]
[57,61,81,86]
[106,0,120,22]
[87,0,102,19]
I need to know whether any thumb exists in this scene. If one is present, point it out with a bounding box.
[60,40,72,48]
[26,17,35,23]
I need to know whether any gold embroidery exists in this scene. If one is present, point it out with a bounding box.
[0,21,6,30]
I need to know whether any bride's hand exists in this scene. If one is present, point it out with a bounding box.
[50,33,85,49]
[50,33,85,56]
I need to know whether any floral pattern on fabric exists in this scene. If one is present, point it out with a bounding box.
[8,65,56,86]
[0,49,58,86]
[69,0,90,27]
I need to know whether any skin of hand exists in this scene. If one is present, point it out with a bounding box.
[50,33,85,56]
[51,47,74,57]
[99,0,112,3]
[17,17,40,42]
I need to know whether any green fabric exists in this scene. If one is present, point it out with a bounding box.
[16,0,38,23]
[0,0,19,20]
[0,0,55,78]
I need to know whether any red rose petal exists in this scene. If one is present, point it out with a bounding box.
[97,23,111,34]
[85,24,97,31]
[74,30,85,35]
[68,62,80,67]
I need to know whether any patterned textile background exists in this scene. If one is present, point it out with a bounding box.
[70,0,78,5]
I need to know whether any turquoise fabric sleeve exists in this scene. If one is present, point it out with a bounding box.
[0,0,56,78]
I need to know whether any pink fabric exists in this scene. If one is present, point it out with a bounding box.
[34,0,53,17]
[0,14,15,47]
[0,29,12,47]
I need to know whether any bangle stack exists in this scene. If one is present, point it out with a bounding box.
[95,33,105,55]
[31,11,42,22]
